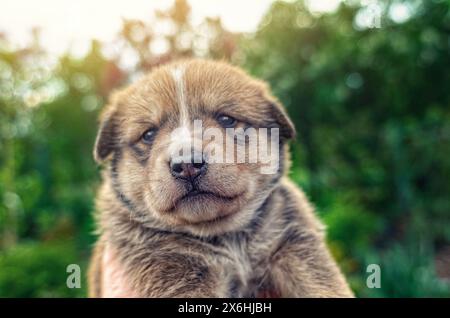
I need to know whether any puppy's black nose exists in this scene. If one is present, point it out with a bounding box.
[170,157,207,180]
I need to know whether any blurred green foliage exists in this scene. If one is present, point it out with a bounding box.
[0,0,449,297]
[0,241,85,297]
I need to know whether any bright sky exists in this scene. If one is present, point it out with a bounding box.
[0,0,275,56]
[0,0,348,57]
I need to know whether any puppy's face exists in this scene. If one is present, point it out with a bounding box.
[95,60,295,236]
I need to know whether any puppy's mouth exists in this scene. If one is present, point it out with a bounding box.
[176,189,241,207]
[162,188,244,215]
[175,190,244,225]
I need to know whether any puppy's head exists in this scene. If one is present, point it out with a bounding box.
[94,59,295,236]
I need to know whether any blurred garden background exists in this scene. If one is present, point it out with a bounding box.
[0,0,449,297]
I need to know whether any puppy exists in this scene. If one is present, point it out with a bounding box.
[88,59,354,297]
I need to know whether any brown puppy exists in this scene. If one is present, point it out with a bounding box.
[88,59,354,297]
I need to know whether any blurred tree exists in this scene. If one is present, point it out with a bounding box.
[111,0,239,74]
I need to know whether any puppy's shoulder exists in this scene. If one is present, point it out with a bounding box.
[274,177,326,236]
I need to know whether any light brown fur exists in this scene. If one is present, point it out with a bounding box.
[88,59,354,297]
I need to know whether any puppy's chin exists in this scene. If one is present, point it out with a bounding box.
[180,209,254,237]
[151,190,257,236]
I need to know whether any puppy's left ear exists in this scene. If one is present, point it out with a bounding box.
[93,107,119,164]
[270,100,296,141]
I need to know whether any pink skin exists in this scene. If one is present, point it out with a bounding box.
[101,244,138,298]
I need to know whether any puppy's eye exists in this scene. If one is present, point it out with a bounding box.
[141,128,156,144]
[217,115,237,128]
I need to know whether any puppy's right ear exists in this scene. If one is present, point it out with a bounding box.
[93,107,118,164]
